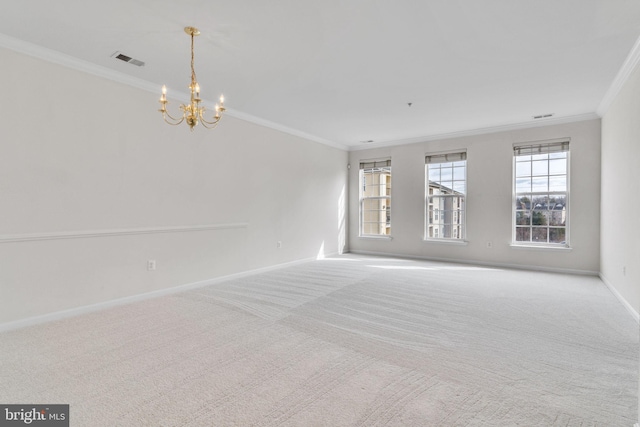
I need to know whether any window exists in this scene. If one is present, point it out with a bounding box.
[425,151,466,240]
[513,140,569,246]
[360,159,391,236]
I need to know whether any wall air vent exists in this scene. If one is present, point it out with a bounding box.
[533,113,554,119]
[111,52,145,67]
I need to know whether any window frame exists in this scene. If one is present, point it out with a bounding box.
[424,150,467,242]
[511,139,570,248]
[359,159,392,238]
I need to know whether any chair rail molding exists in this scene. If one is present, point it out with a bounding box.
[0,223,249,244]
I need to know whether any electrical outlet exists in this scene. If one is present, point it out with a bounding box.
[622,266,626,276]
[147,260,157,271]
[486,241,493,248]
[277,241,282,249]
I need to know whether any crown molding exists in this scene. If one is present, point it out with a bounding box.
[1,31,621,153]
[0,32,159,93]
[0,32,348,151]
[348,112,599,151]
[597,34,640,117]
[223,109,349,151]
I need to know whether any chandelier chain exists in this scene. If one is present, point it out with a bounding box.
[190,31,197,88]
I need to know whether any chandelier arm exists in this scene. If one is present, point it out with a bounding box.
[161,109,186,125]
[199,114,221,126]
[199,119,221,129]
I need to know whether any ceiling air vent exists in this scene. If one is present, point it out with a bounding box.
[111,51,145,67]
[533,113,554,119]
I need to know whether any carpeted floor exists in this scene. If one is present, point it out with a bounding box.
[0,255,637,426]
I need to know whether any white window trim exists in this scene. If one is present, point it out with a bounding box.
[359,158,392,238]
[424,238,469,246]
[359,235,393,241]
[425,150,467,242]
[510,243,572,251]
[511,139,571,249]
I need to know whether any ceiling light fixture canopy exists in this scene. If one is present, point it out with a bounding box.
[159,26,225,131]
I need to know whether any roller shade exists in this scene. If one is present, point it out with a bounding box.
[425,151,466,164]
[360,159,391,169]
[513,140,569,156]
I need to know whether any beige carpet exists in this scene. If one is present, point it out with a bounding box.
[0,255,637,426]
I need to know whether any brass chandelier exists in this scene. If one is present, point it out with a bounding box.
[159,26,225,130]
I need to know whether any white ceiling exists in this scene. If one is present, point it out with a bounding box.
[1,0,640,149]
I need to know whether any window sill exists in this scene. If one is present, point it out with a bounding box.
[359,235,393,241]
[423,239,468,246]
[510,243,572,252]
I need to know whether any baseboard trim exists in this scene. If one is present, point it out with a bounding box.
[600,273,639,324]
[0,223,249,244]
[348,249,600,276]
[0,254,331,333]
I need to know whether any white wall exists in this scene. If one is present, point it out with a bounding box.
[599,50,640,427]
[348,119,601,274]
[601,61,640,316]
[0,47,348,325]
